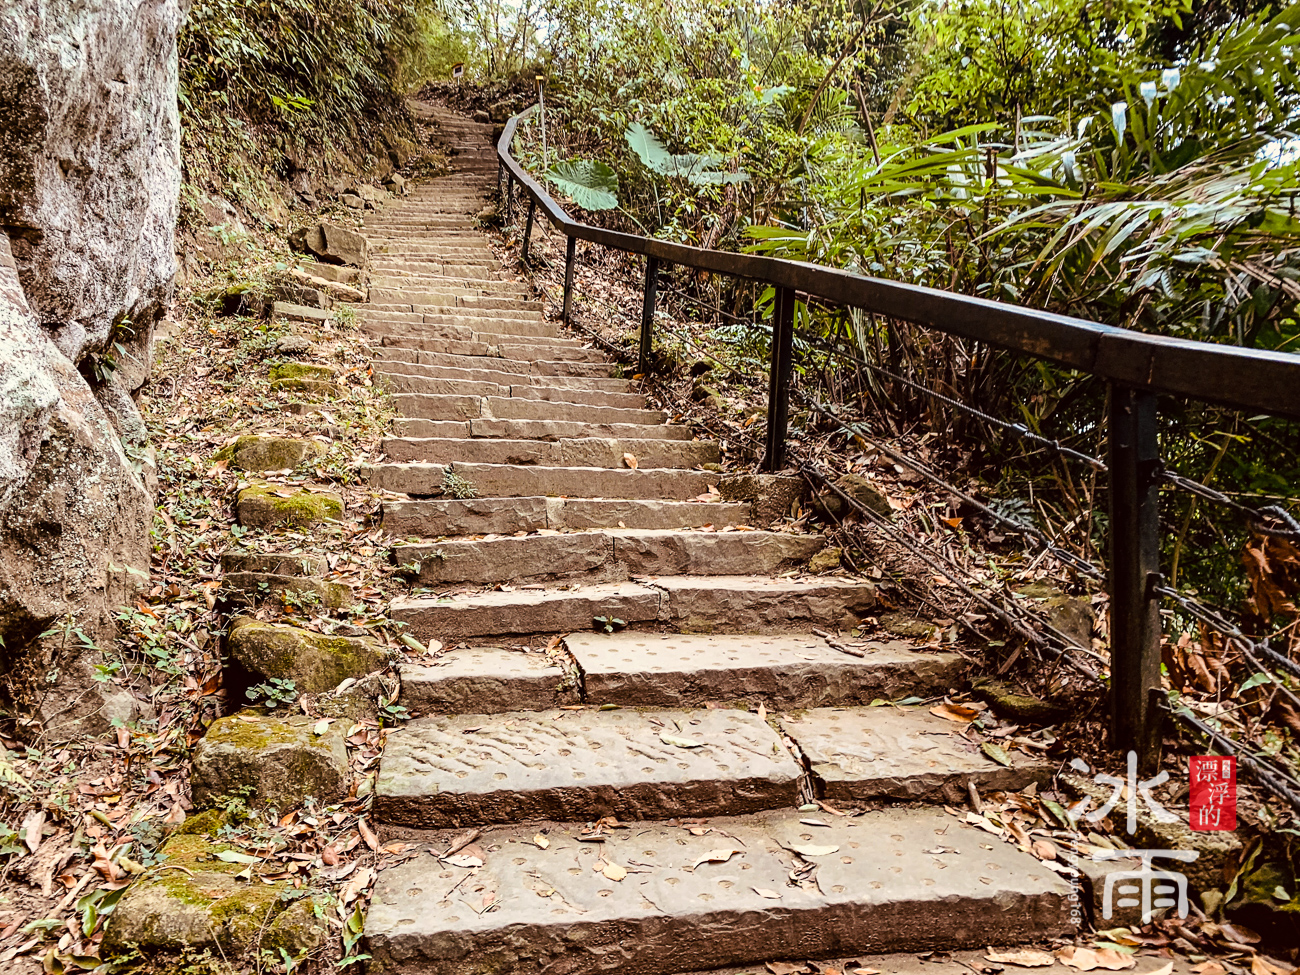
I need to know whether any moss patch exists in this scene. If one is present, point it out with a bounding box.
[269,361,335,382]
[229,618,385,693]
[235,482,342,529]
[215,435,325,472]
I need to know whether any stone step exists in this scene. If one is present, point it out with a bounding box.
[506,384,646,408]
[391,418,691,441]
[373,707,802,827]
[390,574,875,639]
[374,303,546,323]
[367,315,559,339]
[380,436,719,470]
[368,289,543,313]
[392,528,819,585]
[567,632,964,708]
[389,393,660,423]
[382,497,754,536]
[363,807,1074,975]
[368,275,529,295]
[370,461,717,500]
[370,263,506,281]
[776,707,1055,803]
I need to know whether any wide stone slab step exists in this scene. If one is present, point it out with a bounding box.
[380,436,719,470]
[391,417,693,442]
[388,393,656,423]
[363,807,1075,975]
[374,707,801,827]
[389,574,875,639]
[777,707,1056,803]
[567,631,963,708]
[382,496,754,536]
[392,528,820,585]
[369,461,718,500]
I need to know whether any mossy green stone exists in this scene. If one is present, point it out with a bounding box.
[102,831,330,964]
[269,361,335,383]
[190,710,348,811]
[807,546,843,573]
[229,618,385,693]
[236,482,342,529]
[214,435,324,473]
[223,571,353,610]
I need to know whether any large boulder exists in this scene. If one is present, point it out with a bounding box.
[290,221,367,267]
[0,0,182,735]
[228,618,385,694]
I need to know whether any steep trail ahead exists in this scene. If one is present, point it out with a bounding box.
[357,102,1074,974]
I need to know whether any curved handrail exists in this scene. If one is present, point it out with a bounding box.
[497,111,1300,419]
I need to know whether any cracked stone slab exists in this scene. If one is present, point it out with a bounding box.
[363,807,1075,975]
[611,529,823,575]
[567,632,964,708]
[400,647,574,717]
[374,707,800,827]
[391,582,661,639]
[395,532,615,585]
[778,707,1056,803]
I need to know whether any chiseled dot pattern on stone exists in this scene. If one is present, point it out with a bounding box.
[399,647,573,717]
[374,708,801,827]
[777,706,1057,803]
[363,807,1075,975]
[566,631,964,708]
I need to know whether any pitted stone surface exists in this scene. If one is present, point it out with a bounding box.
[611,529,823,575]
[397,532,614,584]
[568,632,964,708]
[374,707,800,827]
[383,497,551,535]
[363,807,1075,975]
[400,648,572,716]
[778,707,1056,803]
[655,575,876,632]
[391,582,662,639]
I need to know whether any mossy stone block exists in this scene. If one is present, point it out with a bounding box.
[103,833,284,958]
[807,546,843,573]
[236,482,342,530]
[215,435,325,473]
[190,710,348,812]
[269,361,335,383]
[817,472,892,521]
[222,571,352,610]
[229,618,385,694]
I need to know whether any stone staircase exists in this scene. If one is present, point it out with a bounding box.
[357,102,1075,974]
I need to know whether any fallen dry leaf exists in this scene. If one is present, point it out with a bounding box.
[443,854,484,869]
[752,887,782,899]
[533,834,550,850]
[790,844,839,857]
[1031,839,1058,861]
[930,702,979,723]
[766,964,808,975]
[851,969,881,975]
[693,847,743,869]
[601,862,628,882]
[22,809,45,855]
[358,817,379,851]
[341,865,375,905]
[623,452,638,469]
[985,948,1056,967]
[1055,946,1136,971]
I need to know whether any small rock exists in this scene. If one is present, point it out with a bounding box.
[302,261,362,286]
[807,547,843,573]
[817,472,892,521]
[190,710,349,811]
[221,571,353,611]
[228,618,387,695]
[214,435,324,473]
[1014,582,1093,648]
[718,473,805,527]
[879,612,936,638]
[472,109,491,123]
[218,286,268,318]
[689,359,713,377]
[383,172,407,195]
[972,678,1068,723]
[275,335,312,354]
[341,192,365,209]
[235,483,343,530]
[269,360,338,396]
[474,204,501,225]
[272,280,330,310]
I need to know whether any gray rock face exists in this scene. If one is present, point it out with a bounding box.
[0,0,182,735]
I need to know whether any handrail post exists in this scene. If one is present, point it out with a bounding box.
[763,286,796,472]
[506,173,515,221]
[562,236,577,324]
[1108,383,1163,772]
[522,196,536,263]
[638,256,659,376]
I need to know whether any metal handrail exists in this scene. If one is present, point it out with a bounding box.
[494,108,1300,769]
